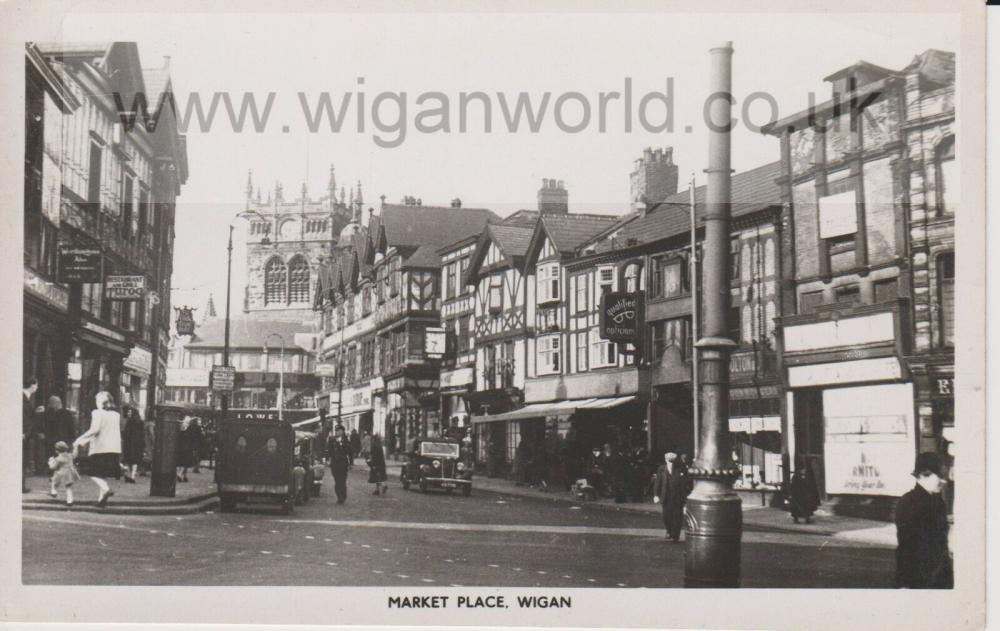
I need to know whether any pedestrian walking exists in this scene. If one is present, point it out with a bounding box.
[368,433,388,496]
[360,431,372,460]
[120,404,144,483]
[654,452,690,542]
[42,396,76,460]
[176,416,200,482]
[895,452,953,589]
[788,460,820,524]
[327,425,352,504]
[350,428,361,467]
[47,441,80,507]
[72,391,122,508]
[140,409,156,477]
[23,378,40,492]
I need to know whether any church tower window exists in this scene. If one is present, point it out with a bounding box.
[265,256,288,304]
[289,255,311,303]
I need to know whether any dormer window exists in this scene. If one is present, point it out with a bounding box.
[536,262,560,304]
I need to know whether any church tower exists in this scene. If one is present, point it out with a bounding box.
[243,164,355,322]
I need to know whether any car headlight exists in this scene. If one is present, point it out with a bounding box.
[433,460,441,468]
[456,462,465,471]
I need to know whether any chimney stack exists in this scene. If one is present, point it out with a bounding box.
[451,198,462,208]
[537,178,569,214]
[630,146,679,213]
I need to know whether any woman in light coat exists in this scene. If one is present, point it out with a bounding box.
[72,391,122,507]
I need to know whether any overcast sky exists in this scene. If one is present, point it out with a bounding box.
[54,10,959,318]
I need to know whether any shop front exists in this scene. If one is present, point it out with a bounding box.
[23,268,71,409]
[73,315,131,423]
[728,348,784,490]
[783,306,914,518]
[338,382,373,434]
[121,344,153,413]
[385,373,440,456]
[440,365,474,438]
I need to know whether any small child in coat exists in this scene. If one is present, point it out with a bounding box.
[48,441,81,507]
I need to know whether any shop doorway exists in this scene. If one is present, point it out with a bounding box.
[793,388,825,496]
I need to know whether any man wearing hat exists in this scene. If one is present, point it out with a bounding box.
[894,452,953,588]
[654,451,691,542]
[327,425,352,504]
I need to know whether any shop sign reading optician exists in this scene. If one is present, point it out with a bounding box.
[822,383,915,496]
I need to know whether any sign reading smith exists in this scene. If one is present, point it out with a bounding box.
[599,291,644,344]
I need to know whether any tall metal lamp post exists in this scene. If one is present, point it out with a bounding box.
[685,41,742,587]
[222,209,269,416]
[263,333,286,421]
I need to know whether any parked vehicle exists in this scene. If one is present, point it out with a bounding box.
[400,438,472,496]
[293,430,325,504]
[216,411,297,514]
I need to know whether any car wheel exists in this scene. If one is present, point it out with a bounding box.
[446,487,454,495]
[419,479,428,493]
[463,485,472,497]
[219,494,236,513]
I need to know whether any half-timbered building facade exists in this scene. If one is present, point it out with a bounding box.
[464,222,537,469]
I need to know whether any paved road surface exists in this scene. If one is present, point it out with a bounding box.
[23,467,894,588]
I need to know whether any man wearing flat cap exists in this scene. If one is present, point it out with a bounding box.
[894,452,953,588]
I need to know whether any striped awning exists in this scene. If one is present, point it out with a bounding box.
[471,395,637,424]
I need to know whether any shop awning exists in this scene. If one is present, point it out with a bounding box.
[471,395,637,424]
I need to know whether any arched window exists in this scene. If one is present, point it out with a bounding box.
[936,136,956,215]
[264,257,287,305]
[288,256,310,303]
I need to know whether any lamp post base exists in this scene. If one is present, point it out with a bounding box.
[684,481,742,587]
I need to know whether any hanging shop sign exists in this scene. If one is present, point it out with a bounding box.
[57,246,103,283]
[105,275,146,301]
[599,291,644,344]
[175,306,196,336]
[210,365,236,392]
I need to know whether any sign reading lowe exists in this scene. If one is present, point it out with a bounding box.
[599,291,644,344]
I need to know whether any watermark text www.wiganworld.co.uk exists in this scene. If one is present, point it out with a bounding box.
[118,77,876,148]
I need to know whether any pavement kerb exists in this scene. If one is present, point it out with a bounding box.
[469,479,850,538]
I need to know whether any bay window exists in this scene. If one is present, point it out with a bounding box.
[537,334,561,375]
[537,262,560,303]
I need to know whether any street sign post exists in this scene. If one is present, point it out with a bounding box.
[210,365,236,392]
[105,275,146,300]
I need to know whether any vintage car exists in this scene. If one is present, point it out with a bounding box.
[293,430,326,504]
[216,411,298,514]
[400,438,472,496]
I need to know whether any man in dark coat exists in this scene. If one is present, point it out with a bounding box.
[655,452,691,541]
[895,452,953,589]
[327,425,352,504]
[23,378,39,492]
[349,429,361,467]
[43,396,77,460]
